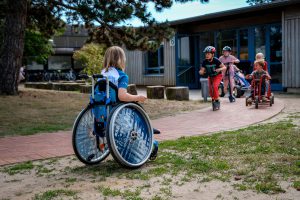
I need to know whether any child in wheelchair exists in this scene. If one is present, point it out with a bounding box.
[98,46,158,160]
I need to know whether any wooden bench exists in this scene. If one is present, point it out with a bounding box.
[147,86,165,99]
[80,85,92,93]
[25,82,53,90]
[166,87,189,101]
[52,83,82,91]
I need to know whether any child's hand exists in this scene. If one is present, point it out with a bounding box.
[137,95,147,102]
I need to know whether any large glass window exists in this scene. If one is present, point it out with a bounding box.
[48,56,72,70]
[270,25,282,62]
[269,64,282,84]
[177,36,196,86]
[26,60,44,70]
[199,32,214,61]
[145,45,164,75]
[178,36,195,66]
[269,24,282,85]
[255,26,266,55]
[239,29,249,60]
[217,30,237,57]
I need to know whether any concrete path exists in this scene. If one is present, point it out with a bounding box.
[0,97,284,166]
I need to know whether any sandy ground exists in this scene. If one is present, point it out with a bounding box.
[0,94,299,200]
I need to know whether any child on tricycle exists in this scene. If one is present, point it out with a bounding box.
[246,59,274,108]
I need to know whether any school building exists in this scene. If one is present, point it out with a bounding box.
[124,0,300,92]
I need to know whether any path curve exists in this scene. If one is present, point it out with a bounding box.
[0,98,284,166]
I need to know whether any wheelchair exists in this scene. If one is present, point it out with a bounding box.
[72,74,156,168]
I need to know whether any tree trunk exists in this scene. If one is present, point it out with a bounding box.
[0,0,27,95]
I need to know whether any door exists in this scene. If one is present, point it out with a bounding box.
[254,24,283,90]
[176,35,199,88]
[268,24,282,90]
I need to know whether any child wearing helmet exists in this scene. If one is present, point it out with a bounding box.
[219,46,240,102]
[199,46,226,110]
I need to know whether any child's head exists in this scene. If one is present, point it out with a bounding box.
[255,53,265,60]
[254,59,265,71]
[103,46,126,71]
[222,46,231,57]
[203,46,216,60]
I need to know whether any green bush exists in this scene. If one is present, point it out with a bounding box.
[73,43,106,75]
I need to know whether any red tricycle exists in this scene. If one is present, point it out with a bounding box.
[245,74,274,109]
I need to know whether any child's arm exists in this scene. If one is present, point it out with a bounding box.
[118,88,147,102]
[199,67,206,75]
[265,71,271,79]
[216,63,226,73]
[232,55,240,64]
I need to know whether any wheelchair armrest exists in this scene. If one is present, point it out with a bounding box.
[78,74,89,79]
[93,74,104,79]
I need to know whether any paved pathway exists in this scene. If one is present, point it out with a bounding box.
[0,97,284,166]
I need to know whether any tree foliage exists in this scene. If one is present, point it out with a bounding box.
[23,30,54,65]
[246,0,275,5]
[73,43,106,75]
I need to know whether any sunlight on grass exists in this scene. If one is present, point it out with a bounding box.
[0,89,207,136]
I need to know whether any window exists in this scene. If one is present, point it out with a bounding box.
[217,30,237,56]
[270,25,282,62]
[177,36,196,85]
[26,61,44,70]
[255,26,266,55]
[48,56,72,70]
[199,32,214,61]
[239,29,249,60]
[178,36,195,66]
[145,45,164,75]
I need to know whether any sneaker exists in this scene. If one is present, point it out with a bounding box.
[262,96,267,102]
[215,100,220,110]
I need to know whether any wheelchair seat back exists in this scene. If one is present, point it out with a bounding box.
[90,79,119,135]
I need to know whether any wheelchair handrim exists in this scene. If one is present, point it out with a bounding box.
[108,103,153,168]
[72,106,109,164]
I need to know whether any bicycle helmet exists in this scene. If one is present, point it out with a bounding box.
[222,46,231,52]
[203,46,216,54]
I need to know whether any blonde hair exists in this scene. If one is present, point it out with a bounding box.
[103,46,126,71]
[254,59,265,68]
[255,53,265,60]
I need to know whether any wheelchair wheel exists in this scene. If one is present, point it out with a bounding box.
[106,103,153,168]
[72,106,110,165]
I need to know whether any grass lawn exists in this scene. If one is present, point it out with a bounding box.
[1,119,299,199]
[0,88,207,137]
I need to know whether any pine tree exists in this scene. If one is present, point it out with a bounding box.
[0,0,271,95]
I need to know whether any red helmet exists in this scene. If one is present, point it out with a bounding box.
[203,46,216,54]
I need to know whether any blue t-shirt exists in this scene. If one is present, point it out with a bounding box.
[101,67,129,89]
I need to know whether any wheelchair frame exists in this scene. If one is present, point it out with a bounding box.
[72,74,154,168]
